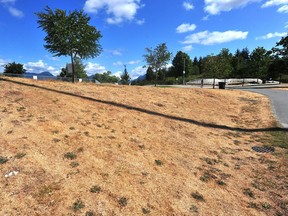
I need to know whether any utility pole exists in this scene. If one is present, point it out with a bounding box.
[183,58,185,85]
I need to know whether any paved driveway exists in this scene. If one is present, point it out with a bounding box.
[244,89,288,128]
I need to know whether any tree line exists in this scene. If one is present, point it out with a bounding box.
[134,35,288,85]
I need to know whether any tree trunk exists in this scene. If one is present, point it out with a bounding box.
[71,53,75,83]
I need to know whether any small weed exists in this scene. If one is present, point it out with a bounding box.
[85,211,95,216]
[17,106,26,112]
[52,130,59,134]
[90,185,101,193]
[201,157,218,165]
[189,205,198,212]
[200,171,217,182]
[70,161,79,168]
[84,131,90,136]
[243,188,255,199]
[69,126,75,130]
[142,207,151,214]
[248,202,260,209]
[155,160,163,166]
[261,202,271,210]
[0,156,8,164]
[15,152,26,159]
[64,152,77,160]
[118,197,128,207]
[191,192,205,202]
[217,180,226,186]
[72,199,85,212]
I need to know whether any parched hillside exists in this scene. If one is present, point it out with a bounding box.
[0,77,287,215]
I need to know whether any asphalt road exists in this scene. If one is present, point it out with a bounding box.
[244,89,288,128]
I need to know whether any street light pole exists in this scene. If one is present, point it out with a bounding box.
[183,58,185,85]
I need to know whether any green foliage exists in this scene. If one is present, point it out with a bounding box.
[72,199,85,212]
[36,6,102,82]
[172,51,193,77]
[191,192,205,201]
[3,62,26,74]
[36,6,102,59]
[64,152,77,160]
[90,185,101,193]
[143,43,172,84]
[0,156,8,164]
[250,47,271,79]
[93,71,119,83]
[118,197,128,207]
[145,66,155,81]
[272,33,288,58]
[73,57,88,78]
[120,65,130,85]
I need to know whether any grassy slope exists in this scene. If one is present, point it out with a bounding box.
[0,77,287,215]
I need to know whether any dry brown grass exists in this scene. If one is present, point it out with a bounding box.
[0,77,287,215]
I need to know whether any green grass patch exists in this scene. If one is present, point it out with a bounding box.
[0,156,8,164]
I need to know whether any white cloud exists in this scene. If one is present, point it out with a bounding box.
[24,60,59,75]
[113,71,122,79]
[0,0,24,18]
[262,0,288,7]
[84,0,143,24]
[278,4,288,12]
[113,60,141,67]
[256,32,287,40]
[285,22,288,28]
[182,30,248,45]
[85,62,106,76]
[204,0,258,15]
[8,6,23,17]
[136,18,145,25]
[113,61,123,66]
[181,45,193,52]
[106,49,123,56]
[176,23,197,33]
[183,1,194,10]
[262,0,288,13]
[127,60,141,65]
[130,65,146,80]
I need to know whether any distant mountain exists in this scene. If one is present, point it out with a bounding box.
[133,74,146,82]
[24,71,55,80]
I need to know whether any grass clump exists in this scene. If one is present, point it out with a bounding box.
[118,197,128,207]
[142,207,151,214]
[90,185,101,193]
[72,199,85,212]
[155,160,163,166]
[0,156,8,164]
[243,188,255,199]
[64,152,77,160]
[15,152,26,159]
[70,161,79,168]
[191,192,205,202]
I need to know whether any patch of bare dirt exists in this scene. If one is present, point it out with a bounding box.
[0,77,287,215]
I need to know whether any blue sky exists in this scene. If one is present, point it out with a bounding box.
[0,0,287,79]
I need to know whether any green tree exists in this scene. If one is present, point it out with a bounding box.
[73,57,88,79]
[145,66,155,81]
[143,43,172,85]
[250,47,271,80]
[121,65,130,85]
[3,62,26,75]
[36,6,102,83]
[231,48,250,78]
[172,51,193,77]
[272,34,288,58]
[93,71,119,83]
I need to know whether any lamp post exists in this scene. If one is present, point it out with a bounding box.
[183,58,185,85]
